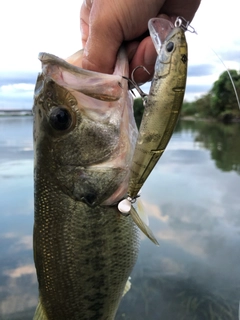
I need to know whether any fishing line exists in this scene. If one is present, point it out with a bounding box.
[182,17,240,110]
[207,47,240,110]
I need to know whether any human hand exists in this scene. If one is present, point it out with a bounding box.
[80,0,201,84]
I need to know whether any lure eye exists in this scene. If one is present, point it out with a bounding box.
[49,106,72,131]
[166,41,174,52]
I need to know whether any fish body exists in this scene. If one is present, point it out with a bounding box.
[128,18,188,198]
[33,48,140,320]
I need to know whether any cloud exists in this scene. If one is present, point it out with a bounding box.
[214,39,240,63]
[0,72,37,87]
[187,64,215,77]
[186,84,212,94]
[0,82,35,109]
[184,83,213,102]
[218,50,240,64]
[3,264,35,278]
[1,233,33,253]
[0,83,35,94]
[0,72,37,109]
[0,263,37,315]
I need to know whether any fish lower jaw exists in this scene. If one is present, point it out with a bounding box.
[101,178,129,206]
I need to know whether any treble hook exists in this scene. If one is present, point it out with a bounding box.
[122,65,150,105]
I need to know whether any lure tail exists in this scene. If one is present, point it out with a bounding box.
[130,206,159,246]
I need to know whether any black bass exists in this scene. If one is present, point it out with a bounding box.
[32,48,140,320]
[128,18,188,199]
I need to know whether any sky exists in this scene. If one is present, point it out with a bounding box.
[0,0,239,109]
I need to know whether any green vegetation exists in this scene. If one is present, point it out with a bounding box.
[182,69,240,122]
[176,120,240,174]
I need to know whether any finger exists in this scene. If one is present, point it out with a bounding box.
[128,36,157,84]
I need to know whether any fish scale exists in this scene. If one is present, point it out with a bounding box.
[34,170,140,320]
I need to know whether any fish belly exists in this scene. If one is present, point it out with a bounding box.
[33,171,140,320]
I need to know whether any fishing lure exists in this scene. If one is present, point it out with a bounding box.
[119,16,189,244]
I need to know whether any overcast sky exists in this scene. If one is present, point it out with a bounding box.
[0,0,239,108]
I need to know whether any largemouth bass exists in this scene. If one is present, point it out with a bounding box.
[32,47,140,320]
[128,18,188,199]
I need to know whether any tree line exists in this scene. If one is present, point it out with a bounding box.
[182,69,240,122]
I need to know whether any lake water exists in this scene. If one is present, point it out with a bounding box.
[0,116,240,320]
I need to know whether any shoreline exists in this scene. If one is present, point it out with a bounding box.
[180,115,240,123]
[0,110,32,117]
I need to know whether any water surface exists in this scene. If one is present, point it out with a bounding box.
[0,117,240,319]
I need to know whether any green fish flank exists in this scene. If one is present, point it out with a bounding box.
[33,47,140,320]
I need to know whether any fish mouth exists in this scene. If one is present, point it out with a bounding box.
[38,47,129,103]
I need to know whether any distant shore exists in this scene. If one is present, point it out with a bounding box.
[181,115,240,123]
[0,109,32,116]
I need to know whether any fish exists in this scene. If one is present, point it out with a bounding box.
[32,47,140,320]
[128,18,188,199]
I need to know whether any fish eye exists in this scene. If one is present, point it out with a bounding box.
[49,106,72,131]
[166,41,174,52]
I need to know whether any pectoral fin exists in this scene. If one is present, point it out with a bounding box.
[122,277,132,297]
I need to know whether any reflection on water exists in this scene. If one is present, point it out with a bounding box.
[0,117,37,319]
[176,120,240,174]
[116,120,240,320]
[1,117,240,319]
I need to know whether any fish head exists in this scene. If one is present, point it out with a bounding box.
[33,49,138,207]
